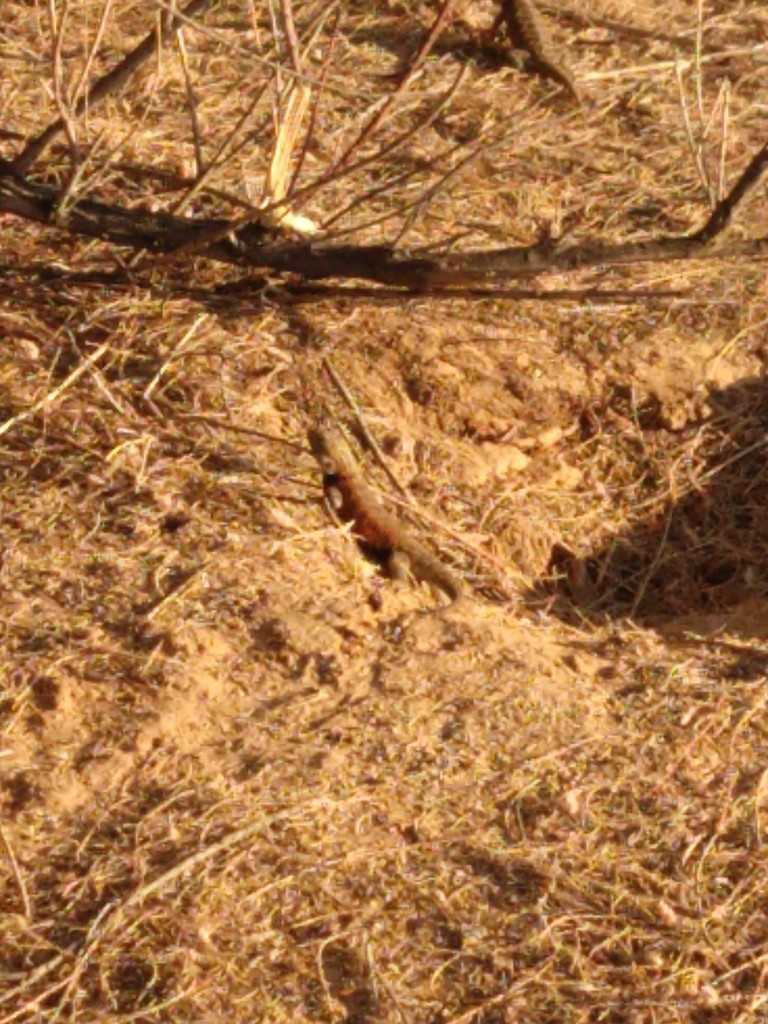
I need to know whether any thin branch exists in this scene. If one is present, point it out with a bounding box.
[691,139,768,242]
[391,104,511,248]
[70,0,114,114]
[170,80,273,216]
[176,26,206,176]
[675,61,713,206]
[286,6,340,202]
[12,0,216,174]
[716,80,731,202]
[327,0,459,176]
[0,824,31,920]
[161,4,336,240]
[133,23,459,246]
[319,61,469,236]
[151,0,356,99]
[47,0,79,160]
[585,43,767,84]
[321,354,410,498]
[0,340,111,439]
[398,0,460,81]
[278,0,303,75]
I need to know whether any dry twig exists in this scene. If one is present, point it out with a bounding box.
[12,0,217,174]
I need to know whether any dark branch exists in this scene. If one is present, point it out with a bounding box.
[0,263,695,313]
[0,145,766,291]
[691,140,768,243]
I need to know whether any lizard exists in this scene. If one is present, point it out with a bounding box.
[487,0,581,102]
[308,423,464,605]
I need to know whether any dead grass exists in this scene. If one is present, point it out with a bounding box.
[2,1,768,1021]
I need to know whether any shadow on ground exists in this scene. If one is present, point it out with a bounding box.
[526,375,768,633]
[340,6,516,74]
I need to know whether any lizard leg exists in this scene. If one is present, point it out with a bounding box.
[486,9,505,40]
[388,548,414,587]
[323,482,345,519]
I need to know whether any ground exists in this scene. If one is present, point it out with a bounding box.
[1,1,768,1022]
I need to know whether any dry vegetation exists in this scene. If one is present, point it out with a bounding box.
[2,1,768,1021]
